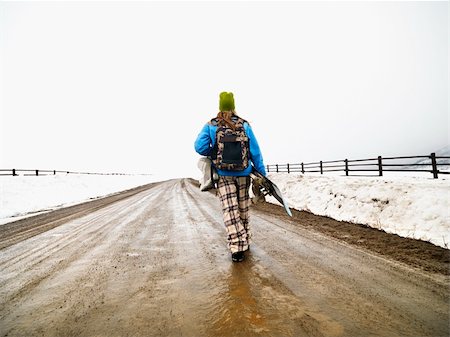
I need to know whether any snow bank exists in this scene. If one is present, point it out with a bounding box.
[268,173,450,249]
[0,174,162,224]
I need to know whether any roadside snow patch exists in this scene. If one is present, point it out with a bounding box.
[268,173,450,249]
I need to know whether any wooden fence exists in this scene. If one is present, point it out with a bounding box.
[0,169,149,177]
[267,153,450,179]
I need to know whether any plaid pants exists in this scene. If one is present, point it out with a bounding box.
[217,176,251,253]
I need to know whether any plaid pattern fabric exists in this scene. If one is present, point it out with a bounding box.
[217,176,251,253]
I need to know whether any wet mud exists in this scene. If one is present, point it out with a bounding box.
[0,179,448,337]
[252,201,450,276]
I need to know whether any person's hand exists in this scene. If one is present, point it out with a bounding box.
[252,175,264,186]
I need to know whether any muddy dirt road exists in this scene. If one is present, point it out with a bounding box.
[0,179,448,337]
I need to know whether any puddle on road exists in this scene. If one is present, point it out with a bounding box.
[204,252,344,337]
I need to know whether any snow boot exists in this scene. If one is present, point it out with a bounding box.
[231,251,244,262]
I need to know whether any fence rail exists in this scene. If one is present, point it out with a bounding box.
[267,153,450,179]
[0,169,150,177]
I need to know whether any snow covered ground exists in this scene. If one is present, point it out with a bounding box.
[0,174,164,225]
[1,172,449,249]
[267,172,450,249]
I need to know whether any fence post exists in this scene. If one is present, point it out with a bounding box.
[53,170,56,175]
[13,169,16,176]
[320,161,323,174]
[287,163,290,174]
[267,165,269,173]
[378,156,383,176]
[276,164,279,173]
[430,152,438,179]
[301,162,304,174]
[345,159,349,176]
[35,170,39,176]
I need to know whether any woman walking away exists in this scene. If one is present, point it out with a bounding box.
[194,92,266,262]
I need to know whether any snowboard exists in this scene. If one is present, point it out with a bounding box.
[250,167,292,217]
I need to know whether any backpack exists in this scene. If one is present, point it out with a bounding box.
[211,116,250,171]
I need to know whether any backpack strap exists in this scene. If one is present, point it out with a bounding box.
[210,159,218,188]
[209,115,248,127]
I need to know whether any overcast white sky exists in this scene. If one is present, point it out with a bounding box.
[0,1,448,178]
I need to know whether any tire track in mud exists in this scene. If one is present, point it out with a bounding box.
[49,181,178,337]
[143,179,229,336]
[250,213,449,337]
[0,184,165,268]
[0,204,134,302]
[0,182,162,250]
[0,184,167,275]
[138,180,282,336]
[50,179,201,337]
[182,179,343,337]
[1,201,136,270]
[172,180,280,336]
[0,183,170,335]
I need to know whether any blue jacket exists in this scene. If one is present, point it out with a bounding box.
[194,118,267,177]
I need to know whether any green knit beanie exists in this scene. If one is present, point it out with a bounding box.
[219,92,235,112]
